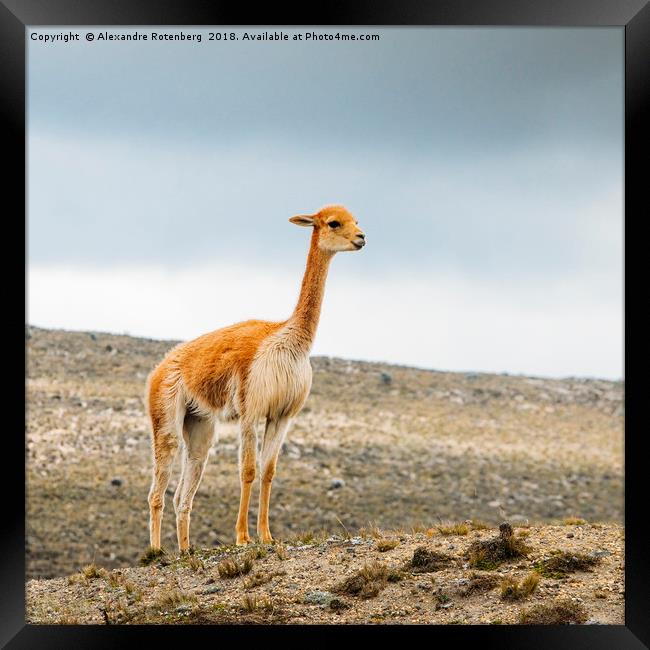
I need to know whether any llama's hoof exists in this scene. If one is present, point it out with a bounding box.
[236,536,252,546]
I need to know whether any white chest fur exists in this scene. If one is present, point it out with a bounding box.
[245,334,313,420]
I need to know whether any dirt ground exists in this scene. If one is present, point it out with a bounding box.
[26,326,623,582]
[25,522,624,625]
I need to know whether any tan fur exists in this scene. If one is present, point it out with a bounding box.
[146,205,365,550]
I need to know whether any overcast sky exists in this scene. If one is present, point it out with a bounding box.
[27,27,623,379]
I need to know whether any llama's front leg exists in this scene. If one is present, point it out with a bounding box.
[257,417,291,544]
[235,420,257,545]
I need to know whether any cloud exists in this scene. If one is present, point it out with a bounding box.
[27,264,622,379]
[26,27,623,377]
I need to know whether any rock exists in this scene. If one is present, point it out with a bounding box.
[89,333,97,341]
[175,605,192,614]
[202,585,222,594]
[304,591,334,606]
[488,500,501,508]
[110,478,123,487]
[499,522,514,538]
[590,549,612,558]
[330,478,345,489]
[567,533,574,538]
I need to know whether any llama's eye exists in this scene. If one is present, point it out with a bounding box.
[328,221,341,229]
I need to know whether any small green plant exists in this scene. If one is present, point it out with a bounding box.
[519,598,588,625]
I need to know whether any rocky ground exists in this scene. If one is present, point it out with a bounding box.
[26,326,623,585]
[25,521,624,625]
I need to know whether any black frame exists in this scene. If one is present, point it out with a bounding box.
[6,0,648,647]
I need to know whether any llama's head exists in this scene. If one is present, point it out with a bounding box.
[289,204,365,253]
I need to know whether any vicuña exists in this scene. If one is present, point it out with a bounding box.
[146,205,366,551]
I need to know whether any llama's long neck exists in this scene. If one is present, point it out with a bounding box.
[285,230,333,351]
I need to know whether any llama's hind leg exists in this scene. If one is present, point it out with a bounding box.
[235,419,257,545]
[174,414,215,552]
[257,417,291,544]
[148,426,179,550]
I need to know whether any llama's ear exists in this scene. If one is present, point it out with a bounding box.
[289,214,316,227]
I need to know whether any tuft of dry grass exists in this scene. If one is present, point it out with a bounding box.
[241,594,274,613]
[500,572,540,601]
[519,598,588,624]
[333,561,392,599]
[534,551,600,578]
[466,522,530,570]
[359,525,383,539]
[55,607,80,625]
[139,547,167,567]
[248,545,268,559]
[243,570,285,590]
[107,571,123,588]
[153,589,197,610]
[409,547,454,573]
[217,554,255,579]
[287,530,328,545]
[459,572,499,597]
[376,539,399,552]
[410,523,430,535]
[469,520,491,531]
[436,522,470,536]
[563,517,587,526]
[274,543,289,561]
[82,564,108,580]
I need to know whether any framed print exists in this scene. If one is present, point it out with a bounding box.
[6,0,649,646]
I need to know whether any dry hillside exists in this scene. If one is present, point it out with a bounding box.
[26,326,623,583]
[26,521,624,625]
